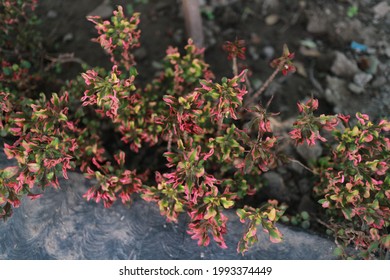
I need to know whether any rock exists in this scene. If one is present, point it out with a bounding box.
[360,56,379,75]
[262,171,290,203]
[0,150,336,260]
[333,19,364,43]
[298,178,312,194]
[306,11,328,33]
[134,47,147,61]
[299,45,321,57]
[348,83,365,94]
[373,1,390,19]
[330,51,360,78]
[47,10,58,19]
[298,194,317,214]
[62,33,74,43]
[261,46,275,60]
[353,73,373,87]
[296,142,323,163]
[324,75,350,113]
[265,14,279,26]
[372,76,387,88]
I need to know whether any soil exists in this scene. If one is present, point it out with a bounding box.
[33,0,390,234]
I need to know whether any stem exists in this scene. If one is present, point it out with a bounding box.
[288,158,316,174]
[232,56,238,76]
[167,131,173,152]
[245,66,280,107]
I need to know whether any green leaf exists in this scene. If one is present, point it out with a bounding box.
[0,193,6,205]
[1,166,19,179]
[236,209,247,221]
[27,163,40,173]
[334,247,344,257]
[20,60,31,69]
[268,227,282,243]
[204,207,217,219]
[342,208,353,220]
[2,67,12,76]
[381,235,390,249]
[300,211,310,220]
[46,172,54,181]
[221,198,234,209]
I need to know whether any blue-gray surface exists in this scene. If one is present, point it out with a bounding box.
[0,153,336,260]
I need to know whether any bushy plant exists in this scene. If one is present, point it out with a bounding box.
[0,2,389,258]
[289,98,389,259]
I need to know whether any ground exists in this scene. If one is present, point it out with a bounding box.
[33,0,390,234]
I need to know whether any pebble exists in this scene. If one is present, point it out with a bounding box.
[306,11,328,33]
[261,46,275,60]
[47,10,58,19]
[134,47,147,61]
[298,178,311,195]
[348,82,365,94]
[325,75,349,112]
[372,76,387,88]
[298,195,317,214]
[296,142,323,163]
[262,172,290,203]
[373,1,390,19]
[330,51,360,78]
[366,56,379,75]
[353,72,373,87]
[265,14,279,26]
[63,33,74,42]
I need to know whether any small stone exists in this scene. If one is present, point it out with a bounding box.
[296,142,322,163]
[299,45,321,57]
[265,14,279,26]
[298,195,317,214]
[134,47,147,61]
[348,83,364,94]
[63,33,74,42]
[330,51,360,78]
[373,1,390,19]
[372,76,387,88]
[353,73,373,87]
[47,10,58,19]
[366,56,379,75]
[298,178,311,194]
[262,172,290,203]
[306,11,328,33]
[325,75,349,103]
[262,46,275,60]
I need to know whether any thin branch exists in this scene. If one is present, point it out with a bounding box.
[288,158,316,174]
[244,66,280,107]
[44,53,86,71]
